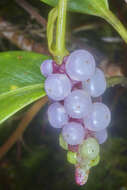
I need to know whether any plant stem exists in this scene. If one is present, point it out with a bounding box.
[56,0,67,53]
[104,10,127,43]
[55,0,68,64]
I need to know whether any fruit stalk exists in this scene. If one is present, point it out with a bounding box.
[55,0,68,64]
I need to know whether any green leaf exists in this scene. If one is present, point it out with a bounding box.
[41,0,109,17]
[41,0,127,43]
[0,51,49,124]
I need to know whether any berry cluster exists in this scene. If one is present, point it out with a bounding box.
[40,49,111,186]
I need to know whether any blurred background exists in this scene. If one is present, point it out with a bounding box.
[0,0,127,189]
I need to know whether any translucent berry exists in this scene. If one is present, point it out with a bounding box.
[40,59,53,77]
[94,129,108,144]
[45,74,72,101]
[88,154,100,168]
[82,68,106,97]
[67,151,77,164]
[48,102,68,128]
[59,134,68,150]
[64,90,92,118]
[84,102,111,131]
[62,122,85,145]
[79,137,100,160]
[65,49,95,81]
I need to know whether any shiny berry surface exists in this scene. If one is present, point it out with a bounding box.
[65,49,96,81]
[84,102,111,131]
[40,59,53,77]
[62,122,85,145]
[83,68,106,97]
[64,90,92,118]
[94,129,108,144]
[48,102,68,128]
[45,74,72,101]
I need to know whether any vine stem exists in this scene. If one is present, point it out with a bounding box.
[0,96,48,160]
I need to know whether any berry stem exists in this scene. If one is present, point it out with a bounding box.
[55,0,68,63]
[47,0,68,64]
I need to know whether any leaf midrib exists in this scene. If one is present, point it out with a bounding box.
[0,83,46,124]
[0,83,44,99]
[91,0,109,17]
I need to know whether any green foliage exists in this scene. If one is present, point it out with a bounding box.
[41,0,127,43]
[0,51,49,124]
[41,0,109,17]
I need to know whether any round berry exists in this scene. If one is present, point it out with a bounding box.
[62,122,85,145]
[79,137,100,160]
[65,49,95,81]
[84,102,111,131]
[40,59,53,77]
[48,102,68,128]
[45,74,72,101]
[82,68,106,97]
[64,90,92,118]
[94,129,108,144]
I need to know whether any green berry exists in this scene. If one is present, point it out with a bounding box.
[79,138,100,160]
[89,154,100,167]
[67,151,77,164]
[59,134,68,150]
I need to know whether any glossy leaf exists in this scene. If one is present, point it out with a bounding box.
[41,0,127,43]
[41,0,109,17]
[0,51,49,124]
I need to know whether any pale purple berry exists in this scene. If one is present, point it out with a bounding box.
[62,122,85,145]
[44,74,72,101]
[48,102,68,128]
[40,59,53,77]
[64,90,92,119]
[65,49,96,81]
[84,102,111,131]
[82,68,106,97]
[94,129,108,144]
